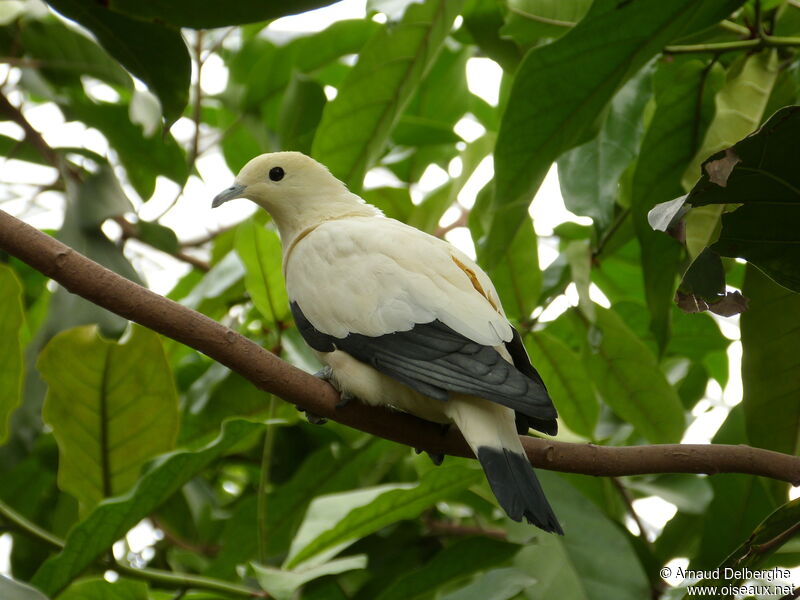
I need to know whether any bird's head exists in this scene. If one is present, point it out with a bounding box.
[212,151,379,241]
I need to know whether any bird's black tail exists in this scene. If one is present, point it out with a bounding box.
[477,446,563,534]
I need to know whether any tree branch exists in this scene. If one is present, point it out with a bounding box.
[1,208,800,485]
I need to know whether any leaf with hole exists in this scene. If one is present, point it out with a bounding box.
[485,0,744,267]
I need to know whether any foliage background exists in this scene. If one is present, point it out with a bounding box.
[0,0,799,599]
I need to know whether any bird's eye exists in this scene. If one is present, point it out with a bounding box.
[269,166,285,182]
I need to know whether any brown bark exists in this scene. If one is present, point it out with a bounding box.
[1,208,799,485]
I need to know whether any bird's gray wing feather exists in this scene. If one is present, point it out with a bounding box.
[292,302,557,426]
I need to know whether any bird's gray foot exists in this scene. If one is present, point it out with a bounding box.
[315,366,356,408]
[295,404,327,425]
[414,447,445,466]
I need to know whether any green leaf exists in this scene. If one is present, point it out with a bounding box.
[286,465,482,568]
[691,406,781,570]
[45,0,191,125]
[0,265,24,444]
[0,576,49,600]
[39,325,179,512]
[278,74,327,155]
[581,308,684,443]
[59,578,149,600]
[486,0,744,267]
[394,46,470,146]
[558,62,653,230]
[683,50,780,259]
[206,438,405,576]
[741,264,800,456]
[521,471,650,600]
[501,0,591,45]
[375,537,521,600]
[685,106,800,291]
[66,99,189,199]
[71,164,133,228]
[31,419,266,596]
[253,555,367,600]
[708,498,800,577]
[527,331,598,439]
[460,0,521,72]
[20,17,132,89]
[136,221,180,255]
[311,0,464,191]
[627,474,712,515]
[106,0,338,28]
[441,567,535,600]
[235,221,290,326]
[631,57,723,349]
[470,185,541,321]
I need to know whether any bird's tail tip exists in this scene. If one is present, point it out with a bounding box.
[477,446,564,535]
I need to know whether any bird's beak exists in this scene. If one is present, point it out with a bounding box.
[212,183,247,208]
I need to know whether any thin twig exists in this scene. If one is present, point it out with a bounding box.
[664,35,800,54]
[610,477,653,548]
[151,31,205,222]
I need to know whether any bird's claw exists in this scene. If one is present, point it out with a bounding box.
[414,447,445,466]
[315,366,355,409]
[295,405,327,425]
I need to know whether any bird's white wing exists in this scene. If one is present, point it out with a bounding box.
[285,216,512,346]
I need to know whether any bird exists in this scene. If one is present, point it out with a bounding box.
[212,151,563,534]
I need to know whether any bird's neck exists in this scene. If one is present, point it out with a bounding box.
[271,193,382,251]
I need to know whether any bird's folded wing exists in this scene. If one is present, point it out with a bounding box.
[291,302,556,420]
[284,217,512,347]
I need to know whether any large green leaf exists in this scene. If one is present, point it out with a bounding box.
[685,499,800,597]
[521,471,650,600]
[206,438,405,577]
[527,331,598,439]
[235,221,290,326]
[485,0,744,267]
[0,577,49,600]
[278,74,327,155]
[39,325,179,512]
[630,57,723,349]
[470,186,541,322]
[20,16,132,89]
[0,265,24,444]
[311,0,464,191]
[691,407,780,570]
[45,0,190,125]
[31,419,266,596]
[441,568,535,600]
[66,100,189,199]
[286,464,482,568]
[254,555,367,600]
[741,265,800,456]
[682,50,780,259]
[394,46,471,147]
[59,578,148,600]
[460,0,521,72]
[501,0,591,45]
[375,537,521,600]
[581,308,684,443]
[685,106,800,292]
[557,55,652,230]
[106,0,337,28]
